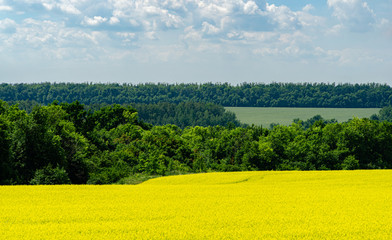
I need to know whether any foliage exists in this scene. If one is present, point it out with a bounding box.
[29,164,71,185]
[0,113,11,184]
[2,100,392,185]
[1,82,392,108]
[116,173,161,185]
[341,155,359,170]
[293,114,338,129]
[371,106,392,122]
[134,102,243,128]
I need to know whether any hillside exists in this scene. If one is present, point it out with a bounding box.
[2,170,392,239]
[1,100,392,185]
[141,170,392,186]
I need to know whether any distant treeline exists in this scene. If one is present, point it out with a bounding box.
[133,102,242,128]
[1,101,392,185]
[1,82,392,107]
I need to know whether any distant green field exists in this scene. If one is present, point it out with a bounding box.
[225,107,380,127]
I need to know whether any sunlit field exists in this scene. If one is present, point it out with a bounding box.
[1,170,392,239]
[225,107,380,126]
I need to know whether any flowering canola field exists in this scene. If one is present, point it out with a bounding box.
[1,170,392,239]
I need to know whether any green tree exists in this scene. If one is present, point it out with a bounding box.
[371,106,392,122]
[338,118,392,169]
[30,164,71,185]
[90,104,138,131]
[0,115,11,184]
[341,155,359,170]
[60,101,90,134]
[9,109,65,183]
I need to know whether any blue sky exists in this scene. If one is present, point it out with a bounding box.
[1,0,391,84]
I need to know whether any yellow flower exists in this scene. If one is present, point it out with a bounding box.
[1,170,392,239]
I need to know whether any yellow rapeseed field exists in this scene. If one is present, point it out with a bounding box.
[1,170,392,239]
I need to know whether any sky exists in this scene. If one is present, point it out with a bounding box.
[0,0,391,84]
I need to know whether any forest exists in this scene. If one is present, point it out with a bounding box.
[1,100,392,185]
[124,102,242,128]
[1,82,392,108]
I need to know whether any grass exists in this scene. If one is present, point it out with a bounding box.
[1,170,392,239]
[116,173,161,185]
[226,107,380,127]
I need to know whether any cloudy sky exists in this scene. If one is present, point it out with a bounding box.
[1,0,391,84]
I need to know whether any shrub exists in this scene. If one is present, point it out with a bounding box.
[30,164,71,185]
[342,155,360,170]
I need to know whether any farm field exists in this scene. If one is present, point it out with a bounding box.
[1,170,392,239]
[225,107,380,126]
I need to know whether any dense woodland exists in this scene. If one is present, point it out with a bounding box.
[132,102,242,128]
[4,101,242,129]
[1,100,392,185]
[1,82,392,108]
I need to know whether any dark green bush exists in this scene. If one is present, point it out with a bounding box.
[30,164,71,185]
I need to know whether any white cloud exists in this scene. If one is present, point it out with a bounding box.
[42,2,54,11]
[325,24,343,35]
[243,1,260,14]
[183,26,202,41]
[115,32,136,46]
[265,4,300,30]
[327,0,376,32]
[145,31,158,40]
[302,4,314,12]
[0,18,110,61]
[109,16,120,25]
[58,2,81,15]
[116,32,135,39]
[1,0,389,70]
[265,3,323,30]
[202,21,221,35]
[0,0,390,84]
[161,11,184,28]
[0,0,11,10]
[109,0,186,30]
[196,1,231,19]
[0,18,16,33]
[250,30,317,61]
[0,5,12,11]
[238,31,277,42]
[82,16,108,26]
[308,46,388,66]
[5,0,323,42]
[1,1,325,61]
[12,0,83,14]
[338,49,384,65]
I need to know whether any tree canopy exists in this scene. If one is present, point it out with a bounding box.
[1,82,392,108]
[2,101,392,185]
